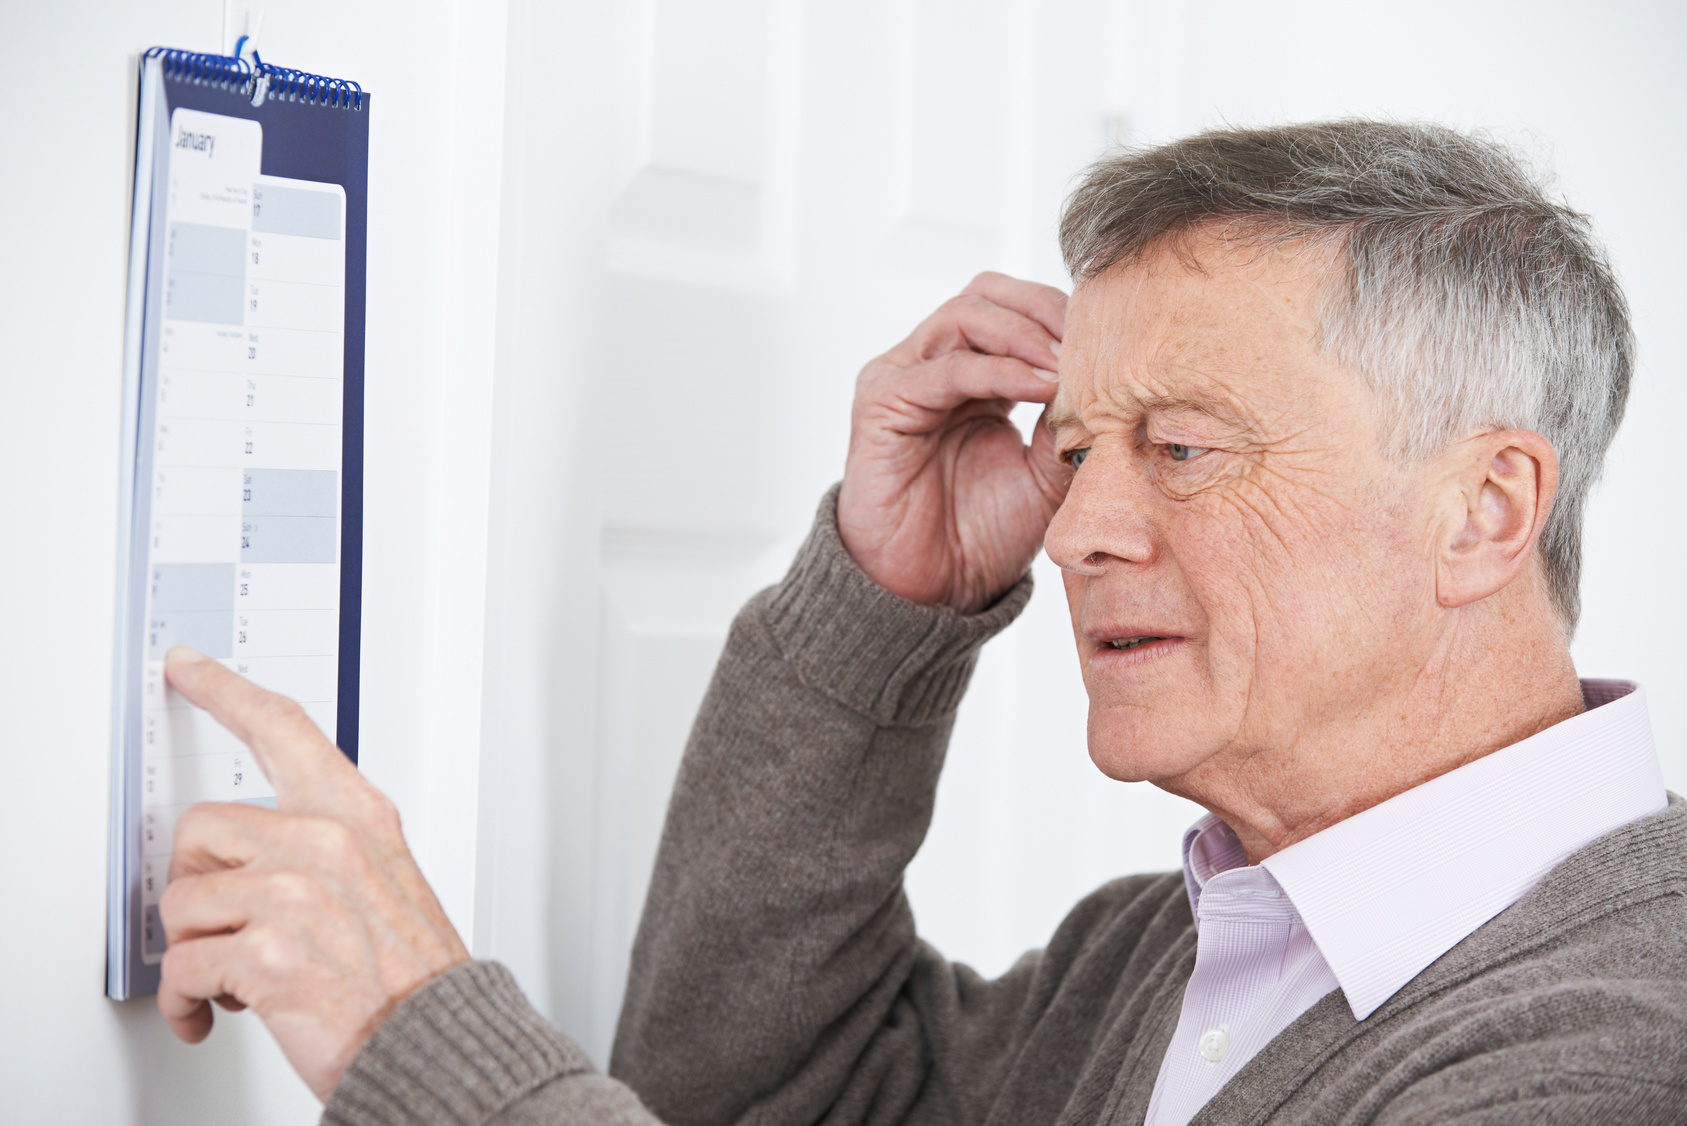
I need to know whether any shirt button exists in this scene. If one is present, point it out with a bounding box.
[1198,1028,1230,1063]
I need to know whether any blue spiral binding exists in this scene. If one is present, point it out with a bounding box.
[144,46,250,91]
[144,46,364,111]
[253,51,364,111]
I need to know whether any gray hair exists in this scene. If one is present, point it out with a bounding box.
[1059,120,1633,632]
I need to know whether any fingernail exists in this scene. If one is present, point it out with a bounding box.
[167,646,211,665]
[1048,341,1062,358]
[1032,368,1060,383]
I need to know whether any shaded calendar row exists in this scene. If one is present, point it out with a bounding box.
[163,186,343,326]
[144,467,339,657]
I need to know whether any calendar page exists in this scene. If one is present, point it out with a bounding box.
[111,48,369,1001]
[126,105,348,967]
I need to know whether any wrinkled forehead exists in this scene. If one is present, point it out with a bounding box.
[1050,236,1351,433]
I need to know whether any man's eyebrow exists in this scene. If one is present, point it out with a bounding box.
[1135,393,1230,418]
[1044,391,1256,437]
[1044,401,1081,432]
[1134,391,1257,433]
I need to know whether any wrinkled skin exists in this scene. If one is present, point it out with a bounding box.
[1039,236,1581,859]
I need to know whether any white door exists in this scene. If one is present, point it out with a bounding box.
[479,0,1205,1066]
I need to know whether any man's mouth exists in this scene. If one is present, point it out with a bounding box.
[1108,636,1166,650]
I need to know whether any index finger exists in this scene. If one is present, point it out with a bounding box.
[961,271,1068,341]
[165,647,353,805]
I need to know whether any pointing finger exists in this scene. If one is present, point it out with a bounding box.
[164,648,353,807]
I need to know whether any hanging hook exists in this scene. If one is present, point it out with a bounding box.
[249,48,271,107]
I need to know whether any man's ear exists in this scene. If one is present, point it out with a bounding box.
[1435,429,1559,610]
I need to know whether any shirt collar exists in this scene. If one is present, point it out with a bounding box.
[1181,812,1250,918]
[1180,680,1665,1021]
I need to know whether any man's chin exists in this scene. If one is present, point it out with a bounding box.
[1085,709,1216,784]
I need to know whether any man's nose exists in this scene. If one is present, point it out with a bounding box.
[1043,453,1159,575]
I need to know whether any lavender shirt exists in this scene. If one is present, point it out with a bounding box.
[1143,680,1667,1126]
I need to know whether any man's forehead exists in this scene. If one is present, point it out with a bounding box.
[1052,239,1338,432]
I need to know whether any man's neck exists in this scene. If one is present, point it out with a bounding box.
[1166,596,1587,865]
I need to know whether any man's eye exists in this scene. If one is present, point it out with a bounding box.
[1167,444,1210,462]
[1068,448,1090,469]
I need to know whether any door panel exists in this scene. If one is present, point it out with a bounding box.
[486,0,1204,1065]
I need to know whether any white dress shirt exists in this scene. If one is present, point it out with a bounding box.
[1142,680,1666,1126]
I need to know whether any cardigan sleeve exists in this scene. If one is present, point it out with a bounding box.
[608,485,1048,1126]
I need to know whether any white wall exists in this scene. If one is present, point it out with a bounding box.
[2,1,1682,1122]
[0,1,508,1121]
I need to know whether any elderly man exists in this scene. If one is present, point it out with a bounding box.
[157,121,1686,1125]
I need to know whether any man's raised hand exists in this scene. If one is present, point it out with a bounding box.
[838,272,1071,613]
[155,647,469,1102]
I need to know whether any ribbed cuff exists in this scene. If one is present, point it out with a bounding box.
[323,961,590,1126]
[762,484,1033,727]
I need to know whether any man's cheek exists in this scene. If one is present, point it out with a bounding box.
[1195,483,1375,617]
[1181,527,1319,698]
[1060,571,1093,687]
[1176,509,1282,625]
[1060,569,1084,615]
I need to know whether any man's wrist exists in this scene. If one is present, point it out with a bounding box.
[324,961,591,1126]
[761,484,1033,727]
